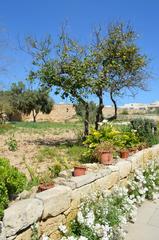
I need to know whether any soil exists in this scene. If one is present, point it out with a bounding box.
[0,129,77,179]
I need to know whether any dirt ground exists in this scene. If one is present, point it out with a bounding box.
[0,128,77,178]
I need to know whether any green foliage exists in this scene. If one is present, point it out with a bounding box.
[120,109,129,115]
[0,91,13,118]
[0,182,8,219]
[62,187,136,240]
[10,82,54,122]
[143,162,159,200]
[5,134,18,151]
[130,118,159,146]
[84,122,140,151]
[31,223,39,240]
[128,161,159,205]
[75,101,97,124]
[0,157,27,219]
[49,163,62,178]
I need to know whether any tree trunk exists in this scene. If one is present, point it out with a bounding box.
[108,91,117,121]
[84,102,89,136]
[32,110,37,122]
[95,88,104,130]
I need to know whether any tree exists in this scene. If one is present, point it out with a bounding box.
[10,82,54,122]
[27,31,93,136]
[91,23,148,122]
[75,101,97,124]
[24,22,149,132]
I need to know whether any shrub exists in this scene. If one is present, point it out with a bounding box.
[83,122,140,155]
[59,187,137,240]
[49,163,62,178]
[0,157,27,219]
[5,135,18,151]
[0,182,8,219]
[130,118,159,146]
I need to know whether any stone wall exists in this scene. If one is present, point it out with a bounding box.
[1,144,159,240]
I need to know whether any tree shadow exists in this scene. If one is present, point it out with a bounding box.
[26,137,79,147]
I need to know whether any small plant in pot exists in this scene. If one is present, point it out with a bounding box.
[38,173,54,192]
[120,148,129,159]
[73,165,87,177]
[93,141,114,165]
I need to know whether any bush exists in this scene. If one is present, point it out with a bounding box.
[0,182,8,219]
[83,122,140,153]
[0,157,27,219]
[5,135,18,151]
[130,118,159,146]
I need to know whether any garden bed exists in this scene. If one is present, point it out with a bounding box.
[1,144,159,240]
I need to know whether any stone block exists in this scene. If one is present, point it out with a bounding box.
[36,186,72,219]
[116,160,131,179]
[40,214,65,237]
[92,171,119,190]
[15,228,32,240]
[3,199,43,237]
[72,184,92,203]
[128,156,140,172]
[70,173,96,188]
[0,221,6,240]
[94,168,111,179]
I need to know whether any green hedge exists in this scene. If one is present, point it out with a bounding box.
[0,157,27,219]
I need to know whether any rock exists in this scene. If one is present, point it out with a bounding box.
[94,168,111,179]
[128,156,140,172]
[59,180,77,190]
[59,170,73,178]
[14,228,32,240]
[18,186,38,200]
[70,173,96,188]
[36,186,72,219]
[3,199,43,237]
[17,190,30,200]
[92,171,119,190]
[116,160,131,179]
[40,214,66,237]
[0,221,6,240]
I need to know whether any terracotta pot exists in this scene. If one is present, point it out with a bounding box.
[120,150,129,159]
[100,151,113,165]
[38,183,54,192]
[74,166,87,177]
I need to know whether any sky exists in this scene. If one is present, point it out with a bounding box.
[0,0,159,106]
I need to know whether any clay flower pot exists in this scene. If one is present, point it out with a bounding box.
[38,183,54,192]
[74,166,87,177]
[100,151,113,165]
[120,150,129,159]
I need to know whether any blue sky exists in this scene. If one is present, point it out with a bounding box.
[0,0,159,106]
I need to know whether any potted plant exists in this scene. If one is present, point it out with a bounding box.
[38,174,54,192]
[120,148,129,159]
[73,165,87,177]
[93,141,114,165]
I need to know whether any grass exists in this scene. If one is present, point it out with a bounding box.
[11,121,82,130]
[35,143,86,167]
[0,124,15,134]
[0,121,83,135]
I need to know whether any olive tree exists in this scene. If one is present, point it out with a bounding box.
[10,82,54,122]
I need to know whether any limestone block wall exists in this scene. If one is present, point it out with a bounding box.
[1,144,159,240]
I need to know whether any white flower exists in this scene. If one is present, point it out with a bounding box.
[41,234,50,240]
[59,224,68,234]
[102,119,108,123]
[77,211,84,224]
[85,210,95,227]
[78,236,88,240]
